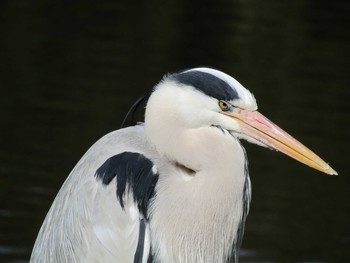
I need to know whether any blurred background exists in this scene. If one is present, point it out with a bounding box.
[1,0,349,262]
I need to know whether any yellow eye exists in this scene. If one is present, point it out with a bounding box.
[219,100,230,111]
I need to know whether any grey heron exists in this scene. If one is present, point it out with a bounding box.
[30,67,337,263]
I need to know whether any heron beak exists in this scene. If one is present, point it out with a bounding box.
[224,109,337,175]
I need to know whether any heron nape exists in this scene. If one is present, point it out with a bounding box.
[30,68,337,263]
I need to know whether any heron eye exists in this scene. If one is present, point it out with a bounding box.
[219,100,230,111]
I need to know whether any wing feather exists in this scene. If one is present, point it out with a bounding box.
[30,125,157,263]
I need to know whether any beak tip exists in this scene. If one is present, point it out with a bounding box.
[325,166,338,176]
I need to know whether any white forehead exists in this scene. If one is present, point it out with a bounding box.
[185,67,257,110]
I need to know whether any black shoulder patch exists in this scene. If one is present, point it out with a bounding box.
[170,70,239,101]
[95,152,159,219]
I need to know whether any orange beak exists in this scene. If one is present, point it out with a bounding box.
[225,109,337,175]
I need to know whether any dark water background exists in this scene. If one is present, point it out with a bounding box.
[1,0,350,262]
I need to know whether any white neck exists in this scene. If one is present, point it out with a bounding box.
[145,85,248,262]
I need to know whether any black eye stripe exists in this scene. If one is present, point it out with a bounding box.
[171,70,240,101]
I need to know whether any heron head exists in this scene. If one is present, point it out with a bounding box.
[145,67,336,175]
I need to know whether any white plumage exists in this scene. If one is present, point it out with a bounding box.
[30,68,336,263]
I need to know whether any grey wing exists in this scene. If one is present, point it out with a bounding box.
[30,125,158,263]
